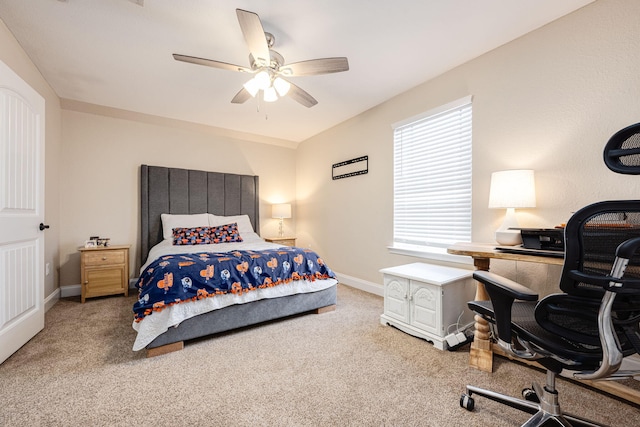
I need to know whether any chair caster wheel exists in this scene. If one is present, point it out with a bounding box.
[522,387,540,403]
[460,393,475,411]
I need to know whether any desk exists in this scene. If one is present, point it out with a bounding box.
[447,242,640,406]
[447,243,562,372]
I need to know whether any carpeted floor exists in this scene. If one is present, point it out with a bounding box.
[0,284,638,426]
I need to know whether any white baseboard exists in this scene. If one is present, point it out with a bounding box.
[60,284,81,298]
[335,271,383,297]
[44,288,60,312]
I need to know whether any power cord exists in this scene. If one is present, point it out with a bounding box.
[445,311,474,351]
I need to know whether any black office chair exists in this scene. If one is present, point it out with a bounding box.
[460,124,640,427]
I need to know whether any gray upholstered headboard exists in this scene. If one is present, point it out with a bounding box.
[140,165,260,264]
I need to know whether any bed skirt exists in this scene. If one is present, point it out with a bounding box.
[146,285,337,349]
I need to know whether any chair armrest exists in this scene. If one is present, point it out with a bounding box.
[473,271,538,301]
[616,236,640,259]
[569,271,640,293]
[472,271,538,343]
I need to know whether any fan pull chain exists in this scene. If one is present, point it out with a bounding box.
[256,94,268,120]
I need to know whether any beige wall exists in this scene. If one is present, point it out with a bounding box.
[0,19,62,300]
[58,106,298,286]
[296,0,640,294]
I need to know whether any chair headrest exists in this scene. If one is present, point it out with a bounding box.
[604,122,640,175]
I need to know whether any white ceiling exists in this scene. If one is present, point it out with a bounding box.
[0,0,595,143]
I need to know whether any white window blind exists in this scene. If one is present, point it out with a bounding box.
[393,97,472,250]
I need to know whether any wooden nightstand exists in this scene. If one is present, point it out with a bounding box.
[79,245,130,303]
[264,237,297,247]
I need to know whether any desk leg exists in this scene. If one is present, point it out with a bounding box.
[469,257,493,372]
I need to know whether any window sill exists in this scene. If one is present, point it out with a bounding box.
[388,244,473,266]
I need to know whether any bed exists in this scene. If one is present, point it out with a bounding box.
[133,165,338,356]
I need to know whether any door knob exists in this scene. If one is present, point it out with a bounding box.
[39,223,50,231]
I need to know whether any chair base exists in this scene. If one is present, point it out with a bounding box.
[460,381,604,427]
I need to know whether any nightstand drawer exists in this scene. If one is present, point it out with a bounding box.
[275,238,296,247]
[83,250,126,266]
[264,237,296,247]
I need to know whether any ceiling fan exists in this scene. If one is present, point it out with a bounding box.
[173,8,349,108]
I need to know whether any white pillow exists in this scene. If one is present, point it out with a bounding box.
[235,230,264,243]
[209,214,261,241]
[161,213,210,240]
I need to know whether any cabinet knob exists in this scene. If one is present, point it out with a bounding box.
[84,281,89,284]
[102,257,107,260]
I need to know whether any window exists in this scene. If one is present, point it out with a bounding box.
[391,96,472,257]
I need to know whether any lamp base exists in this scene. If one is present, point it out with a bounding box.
[495,229,522,246]
[495,207,522,246]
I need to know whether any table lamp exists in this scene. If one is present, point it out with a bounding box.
[488,169,536,245]
[272,203,292,237]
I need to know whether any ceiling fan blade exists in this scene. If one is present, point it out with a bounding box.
[173,54,251,73]
[236,9,270,67]
[280,57,349,76]
[231,87,252,104]
[287,82,318,108]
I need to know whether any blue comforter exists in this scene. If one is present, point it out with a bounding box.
[134,247,336,322]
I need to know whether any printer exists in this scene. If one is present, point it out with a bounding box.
[519,228,565,252]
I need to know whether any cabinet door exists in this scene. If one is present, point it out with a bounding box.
[383,275,409,323]
[410,282,441,335]
[84,266,125,298]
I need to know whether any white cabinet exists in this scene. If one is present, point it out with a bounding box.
[380,263,475,350]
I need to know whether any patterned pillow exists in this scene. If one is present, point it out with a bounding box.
[172,223,243,245]
[172,226,213,245]
[210,222,243,244]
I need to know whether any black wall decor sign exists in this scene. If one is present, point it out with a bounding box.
[332,155,368,180]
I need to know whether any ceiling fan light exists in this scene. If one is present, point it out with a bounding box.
[263,86,278,102]
[254,70,271,90]
[273,77,291,96]
[243,78,260,97]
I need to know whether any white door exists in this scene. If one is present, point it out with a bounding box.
[0,59,45,364]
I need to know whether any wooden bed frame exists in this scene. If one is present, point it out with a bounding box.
[139,165,337,356]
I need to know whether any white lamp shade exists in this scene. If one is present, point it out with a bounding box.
[273,77,290,96]
[272,203,292,219]
[253,70,271,90]
[263,86,278,102]
[243,78,260,97]
[488,169,536,209]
